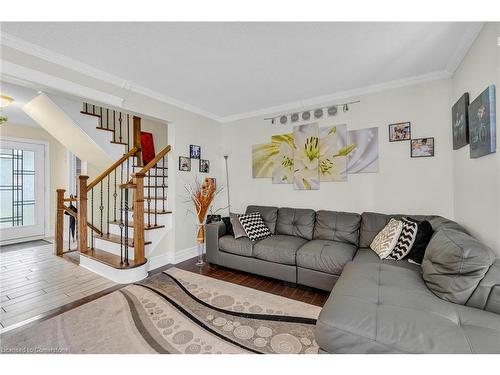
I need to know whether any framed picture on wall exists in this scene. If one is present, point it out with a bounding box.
[190,144,201,159]
[389,122,411,142]
[179,156,191,171]
[200,159,210,173]
[410,137,435,158]
[469,85,496,159]
[452,93,469,150]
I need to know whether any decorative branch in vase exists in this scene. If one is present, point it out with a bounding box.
[184,177,224,266]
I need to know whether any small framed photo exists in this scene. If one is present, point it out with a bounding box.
[200,159,210,173]
[411,138,435,158]
[179,156,191,171]
[190,145,201,159]
[389,122,411,142]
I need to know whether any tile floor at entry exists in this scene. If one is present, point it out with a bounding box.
[0,243,116,330]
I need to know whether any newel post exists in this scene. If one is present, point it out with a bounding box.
[77,176,89,253]
[55,189,65,256]
[133,116,143,166]
[133,172,145,264]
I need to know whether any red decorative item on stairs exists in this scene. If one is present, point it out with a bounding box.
[140,132,155,165]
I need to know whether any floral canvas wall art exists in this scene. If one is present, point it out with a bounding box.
[271,133,295,184]
[293,123,320,190]
[347,127,379,173]
[319,124,353,182]
[252,143,275,178]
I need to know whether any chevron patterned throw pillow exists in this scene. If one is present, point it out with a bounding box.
[370,218,404,259]
[238,212,272,242]
[387,218,418,260]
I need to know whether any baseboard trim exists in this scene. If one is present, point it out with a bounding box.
[174,245,199,264]
[147,253,171,271]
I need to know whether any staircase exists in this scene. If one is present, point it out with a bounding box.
[55,103,172,283]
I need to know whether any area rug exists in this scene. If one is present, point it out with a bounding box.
[0,268,322,354]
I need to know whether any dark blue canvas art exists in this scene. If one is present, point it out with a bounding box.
[469,85,496,159]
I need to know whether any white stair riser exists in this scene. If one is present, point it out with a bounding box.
[126,210,171,222]
[80,256,148,284]
[108,223,163,241]
[94,238,136,260]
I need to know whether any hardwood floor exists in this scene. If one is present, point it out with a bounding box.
[176,258,331,307]
[0,242,117,331]
[0,244,330,334]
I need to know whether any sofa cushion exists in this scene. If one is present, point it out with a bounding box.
[315,261,500,353]
[238,212,272,242]
[296,240,357,275]
[246,205,278,234]
[230,213,247,239]
[422,228,496,305]
[359,212,435,248]
[467,259,500,313]
[404,218,433,264]
[275,207,316,240]
[253,235,308,265]
[219,235,253,257]
[370,218,403,259]
[313,210,361,246]
[353,247,421,271]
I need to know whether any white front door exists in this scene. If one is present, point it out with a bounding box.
[0,138,46,243]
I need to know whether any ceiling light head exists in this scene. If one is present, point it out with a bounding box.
[343,104,349,112]
[279,115,288,125]
[328,106,338,116]
[0,95,14,108]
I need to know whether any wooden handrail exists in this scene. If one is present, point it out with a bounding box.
[137,145,171,175]
[87,146,138,191]
[63,206,102,236]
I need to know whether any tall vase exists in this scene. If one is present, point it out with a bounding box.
[196,222,206,266]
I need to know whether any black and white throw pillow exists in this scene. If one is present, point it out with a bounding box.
[387,218,418,260]
[405,218,434,264]
[238,212,272,242]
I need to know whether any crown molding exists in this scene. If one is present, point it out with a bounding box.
[218,70,452,123]
[1,32,223,122]
[1,61,124,107]
[445,22,484,75]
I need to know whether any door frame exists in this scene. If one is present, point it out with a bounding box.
[0,136,50,245]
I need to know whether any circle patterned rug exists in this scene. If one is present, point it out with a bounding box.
[1,268,322,354]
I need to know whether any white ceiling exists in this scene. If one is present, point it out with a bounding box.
[0,81,39,127]
[1,22,482,121]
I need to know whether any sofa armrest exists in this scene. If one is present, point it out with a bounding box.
[205,221,226,264]
[485,285,500,314]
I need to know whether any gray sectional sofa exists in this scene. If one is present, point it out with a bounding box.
[205,205,500,353]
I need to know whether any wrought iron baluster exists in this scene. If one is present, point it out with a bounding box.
[119,185,124,265]
[113,110,116,142]
[107,175,110,235]
[147,170,151,228]
[99,181,104,236]
[67,217,71,251]
[106,108,109,129]
[20,150,23,226]
[119,113,123,143]
[84,102,87,113]
[162,157,166,213]
[154,166,158,226]
[100,106,103,127]
[124,188,129,266]
[113,169,117,222]
[92,104,96,115]
[127,114,130,152]
[91,189,94,249]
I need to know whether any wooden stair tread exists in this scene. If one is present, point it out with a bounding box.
[80,248,146,269]
[81,111,102,118]
[110,140,128,146]
[109,220,165,231]
[144,196,167,200]
[96,126,114,132]
[95,233,152,246]
[128,208,172,214]
[144,185,168,188]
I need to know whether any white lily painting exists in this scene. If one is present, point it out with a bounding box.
[271,133,295,184]
[293,123,320,190]
[319,124,354,182]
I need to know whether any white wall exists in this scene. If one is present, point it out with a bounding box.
[451,23,500,255]
[222,79,454,220]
